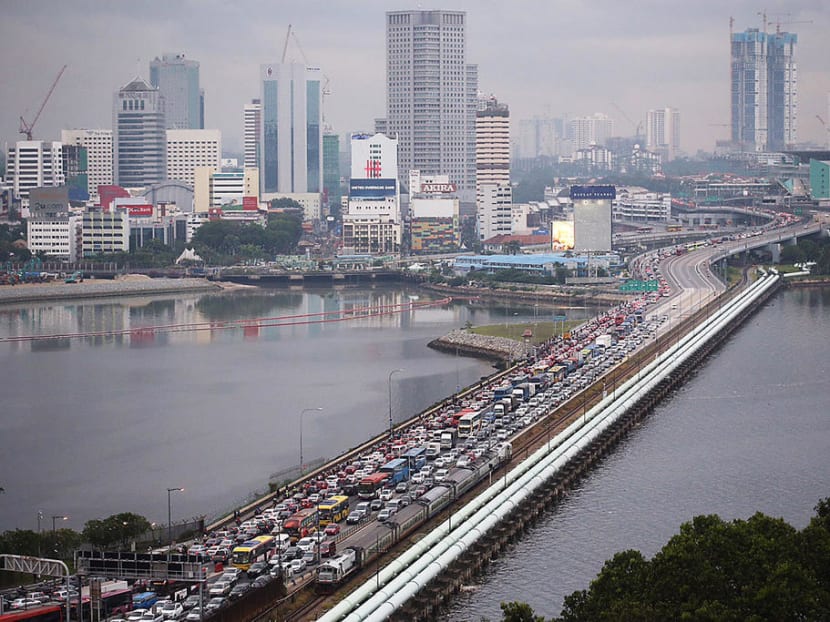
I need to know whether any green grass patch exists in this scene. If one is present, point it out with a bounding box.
[470,319,583,344]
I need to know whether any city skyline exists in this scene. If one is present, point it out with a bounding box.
[1,0,828,158]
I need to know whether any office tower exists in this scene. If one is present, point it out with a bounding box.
[61,129,113,202]
[244,99,262,169]
[5,141,64,205]
[571,185,614,253]
[476,183,512,241]
[476,96,510,188]
[322,132,341,213]
[386,10,478,200]
[342,133,401,254]
[731,27,797,151]
[259,63,322,194]
[113,77,166,188]
[166,129,222,187]
[567,114,614,151]
[646,107,680,161]
[150,53,202,129]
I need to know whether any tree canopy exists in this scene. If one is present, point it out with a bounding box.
[191,212,303,264]
[492,498,830,622]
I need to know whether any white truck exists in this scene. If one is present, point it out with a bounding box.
[425,441,442,460]
[440,428,458,450]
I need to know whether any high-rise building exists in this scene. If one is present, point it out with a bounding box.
[166,129,222,188]
[646,108,680,161]
[476,183,512,241]
[61,129,113,202]
[342,133,401,254]
[113,77,166,188]
[244,99,262,169]
[5,141,64,206]
[322,133,341,215]
[476,96,510,188]
[150,53,203,129]
[259,63,322,195]
[731,28,797,152]
[567,114,614,151]
[514,118,564,159]
[386,10,478,200]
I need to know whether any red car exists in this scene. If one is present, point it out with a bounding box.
[324,523,341,536]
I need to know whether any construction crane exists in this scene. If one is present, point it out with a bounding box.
[280,25,332,121]
[609,102,642,141]
[818,115,830,149]
[19,64,67,141]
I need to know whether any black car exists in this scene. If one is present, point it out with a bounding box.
[229,583,250,601]
[282,545,301,560]
[181,594,201,610]
[251,575,272,589]
[370,498,384,511]
[247,561,268,578]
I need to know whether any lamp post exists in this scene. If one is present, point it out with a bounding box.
[51,515,68,532]
[300,407,323,475]
[388,369,404,440]
[37,510,43,557]
[167,487,184,552]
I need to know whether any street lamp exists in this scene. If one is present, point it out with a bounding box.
[388,369,404,440]
[51,515,68,532]
[167,487,184,551]
[300,407,323,475]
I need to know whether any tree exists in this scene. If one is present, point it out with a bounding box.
[83,512,151,549]
[501,601,547,622]
[555,501,830,622]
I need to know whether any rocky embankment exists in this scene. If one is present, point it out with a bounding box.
[0,276,222,305]
[428,328,535,362]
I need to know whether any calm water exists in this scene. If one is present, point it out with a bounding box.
[443,286,830,621]
[0,284,597,532]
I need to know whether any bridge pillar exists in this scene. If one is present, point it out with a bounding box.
[766,242,781,263]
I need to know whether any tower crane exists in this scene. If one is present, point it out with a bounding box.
[279,25,332,121]
[19,64,67,141]
[609,102,642,141]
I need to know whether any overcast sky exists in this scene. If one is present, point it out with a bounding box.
[2,0,828,158]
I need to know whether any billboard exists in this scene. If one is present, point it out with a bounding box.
[349,178,396,199]
[242,196,259,211]
[573,198,612,253]
[29,186,69,217]
[128,204,154,217]
[570,185,616,200]
[420,182,457,194]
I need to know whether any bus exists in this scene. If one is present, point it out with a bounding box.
[379,458,409,485]
[457,410,484,437]
[282,507,318,542]
[231,534,276,570]
[402,446,427,472]
[357,472,390,500]
[318,495,350,525]
[0,606,63,622]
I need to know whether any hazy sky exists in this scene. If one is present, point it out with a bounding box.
[2,0,828,157]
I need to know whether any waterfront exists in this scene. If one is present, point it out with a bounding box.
[0,284,598,532]
[442,285,830,621]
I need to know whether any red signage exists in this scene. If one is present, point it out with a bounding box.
[242,196,259,211]
[421,182,457,194]
[128,204,153,217]
[208,208,222,221]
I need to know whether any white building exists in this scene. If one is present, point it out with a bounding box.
[113,77,166,188]
[60,129,113,203]
[259,63,323,194]
[386,10,478,201]
[244,99,261,169]
[646,108,680,162]
[571,185,614,253]
[567,114,614,151]
[476,97,510,188]
[477,183,512,241]
[82,209,130,257]
[193,167,259,213]
[27,217,81,261]
[5,141,64,207]
[166,129,221,188]
[613,187,671,223]
[262,192,322,221]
